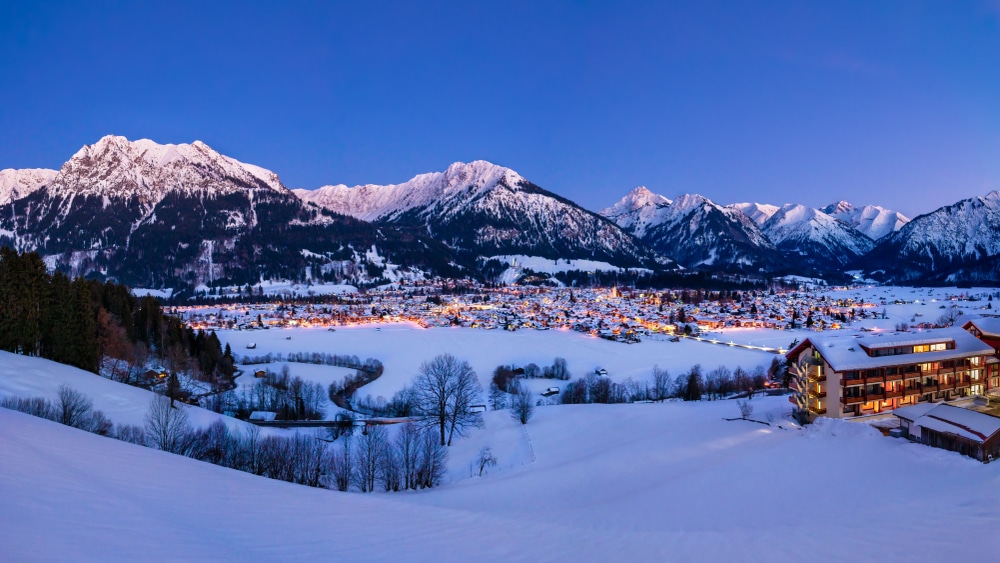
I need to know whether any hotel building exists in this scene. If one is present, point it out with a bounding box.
[786,327,997,419]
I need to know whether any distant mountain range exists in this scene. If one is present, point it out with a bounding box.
[1,135,998,288]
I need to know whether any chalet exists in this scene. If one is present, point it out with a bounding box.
[595,367,608,376]
[963,318,1000,355]
[249,411,277,422]
[786,327,995,419]
[541,386,560,397]
[893,403,1000,463]
[143,366,168,380]
[246,342,257,349]
[254,370,267,378]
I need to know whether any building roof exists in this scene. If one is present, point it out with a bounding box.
[892,402,940,422]
[963,317,1000,337]
[908,404,1000,443]
[790,327,994,372]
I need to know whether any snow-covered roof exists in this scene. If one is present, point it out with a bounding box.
[964,317,1000,337]
[801,327,993,372]
[860,336,954,350]
[910,404,1000,443]
[891,402,940,422]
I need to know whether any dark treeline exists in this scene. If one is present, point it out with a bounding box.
[0,249,234,384]
[553,269,769,291]
[239,351,382,376]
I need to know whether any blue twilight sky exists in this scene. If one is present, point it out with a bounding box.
[0,1,998,218]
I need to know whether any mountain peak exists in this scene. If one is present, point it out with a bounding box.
[823,200,909,240]
[727,202,780,226]
[600,187,672,238]
[0,168,58,204]
[823,200,854,215]
[670,193,713,212]
[601,186,670,214]
[54,135,288,205]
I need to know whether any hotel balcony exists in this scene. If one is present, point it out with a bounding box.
[841,395,865,405]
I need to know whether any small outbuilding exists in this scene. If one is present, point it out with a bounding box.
[894,403,1000,463]
[249,411,277,422]
[541,387,560,397]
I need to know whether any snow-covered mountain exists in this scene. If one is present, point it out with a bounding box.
[48,135,289,208]
[296,161,655,268]
[599,187,672,238]
[760,204,875,268]
[604,191,778,270]
[822,201,909,241]
[0,136,457,288]
[726,202,779,226]
[866,191,1000,282]
[0,168,57,204]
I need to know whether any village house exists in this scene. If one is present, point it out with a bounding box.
[786,327,996,419]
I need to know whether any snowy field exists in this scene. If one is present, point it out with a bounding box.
[0,351,262,434]
[220,323,779,401]
[4,391,1000,560]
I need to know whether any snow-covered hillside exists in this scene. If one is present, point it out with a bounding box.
[823,200,909,240]
[4,390,999,560]
[295,161,654,268]
[296,161,522,223]
[0,168,56,204]
[868,191,1000,281]
[0,350,253,431]
[761,204,875,265]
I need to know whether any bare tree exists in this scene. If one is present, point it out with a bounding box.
[144,395,193,454]
[413,354,483,446]
[488,381,507,410]
[354,425,387,492]
[937,307,962,327]
[56,385,93,428]
[737,399,753,420]
[476,446,498,476]
[734,366,754,399]
[510,384,534,425]
[417,428,447,488]
[330,436,353,491]
[651,365,671,402]
[551,357,570,380]
[1,396,54,419]
[750,365,767,393]
[396,423,422,490]
[114,423,146,445]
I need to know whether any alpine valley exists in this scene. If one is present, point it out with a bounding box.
[1,135,999,293]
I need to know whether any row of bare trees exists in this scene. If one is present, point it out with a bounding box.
[211,366,326,421]
[2,388,446,491]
